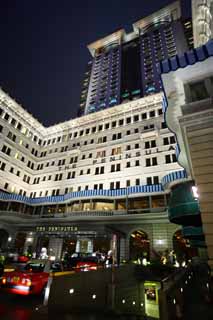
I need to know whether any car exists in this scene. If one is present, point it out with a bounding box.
[75,256,100,272]
[17,255,30,263]
[0,259,63,295]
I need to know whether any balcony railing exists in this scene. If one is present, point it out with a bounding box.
[0,207,167,219]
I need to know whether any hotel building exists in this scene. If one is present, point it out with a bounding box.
[0,1,210,262]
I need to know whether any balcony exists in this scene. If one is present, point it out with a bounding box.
[168,181,201,226]
[0,208,168,223]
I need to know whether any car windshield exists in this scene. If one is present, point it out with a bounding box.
[25,263,45,272]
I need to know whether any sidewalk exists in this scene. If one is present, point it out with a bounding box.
[182,277,213,320]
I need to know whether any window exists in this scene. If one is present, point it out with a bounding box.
[149,110,155,117]
[112,132,122,140]
[95,166,105,174]
[0,162,6,171]
[126,117,131,124]
[153,176,159,184]
[2,145,11,156]
[170,136,176,144]
[126,180,130,187]
[115,181,120,189]
[142,113,147,120]
[97,136,107,143]
[146,158,151,167]
[7,131,16,142]
[146,157,157,166]
[165,154,176,163]
[111,147,121,155]
[67,171,76,179]
[147,177,152,185]
[4,113,9,121]
[172,154,177,162]
[189,81,209,102]
[126,130,131,135]
[161,122,167,129]
[165,155,171,164]
[126,161,131,168]
[135,160,140,166]
[145,140,156,148]
[134,115,139,122]
[96,150,106,158]
[163,137,169,145]
[145,141,149,149]
[10,167,14,173]
[152,157,157,166]
[135,143,139,149]
[119,119,124,126]
[136,178,140,185]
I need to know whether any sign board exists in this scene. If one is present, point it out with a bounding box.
[35,226,78,232]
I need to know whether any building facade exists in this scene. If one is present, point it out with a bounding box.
[160,39,213,268]
[0,1,199,261]
[0,87,187,260]
[78,1,193,116]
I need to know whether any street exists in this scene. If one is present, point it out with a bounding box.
[0,292,43,320]
[0,292,146,320]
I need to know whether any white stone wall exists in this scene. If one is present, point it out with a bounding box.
[0,90,182,198]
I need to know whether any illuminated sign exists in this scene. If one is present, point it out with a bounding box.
[36,226,78,232]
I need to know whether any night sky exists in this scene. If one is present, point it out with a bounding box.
[0,0,191,126]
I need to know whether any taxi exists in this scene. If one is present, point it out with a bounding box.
[75,256,100,272]
[0,259,62,295]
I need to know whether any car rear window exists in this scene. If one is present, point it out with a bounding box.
[81,257,98,263]
[25,263,45,272]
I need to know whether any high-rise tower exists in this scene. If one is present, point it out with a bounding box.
[78,1,193,116]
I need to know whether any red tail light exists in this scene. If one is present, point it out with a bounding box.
[90,266,97,270]
[21,278,32,286]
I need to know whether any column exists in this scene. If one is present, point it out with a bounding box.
[119,237,128,261]
[48,238,63,260]
[23,232,37,256]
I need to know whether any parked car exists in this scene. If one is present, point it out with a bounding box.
[0,259,63,295]
[17,255,30,263]
[75,256,100,272]
[63,252,87,269]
